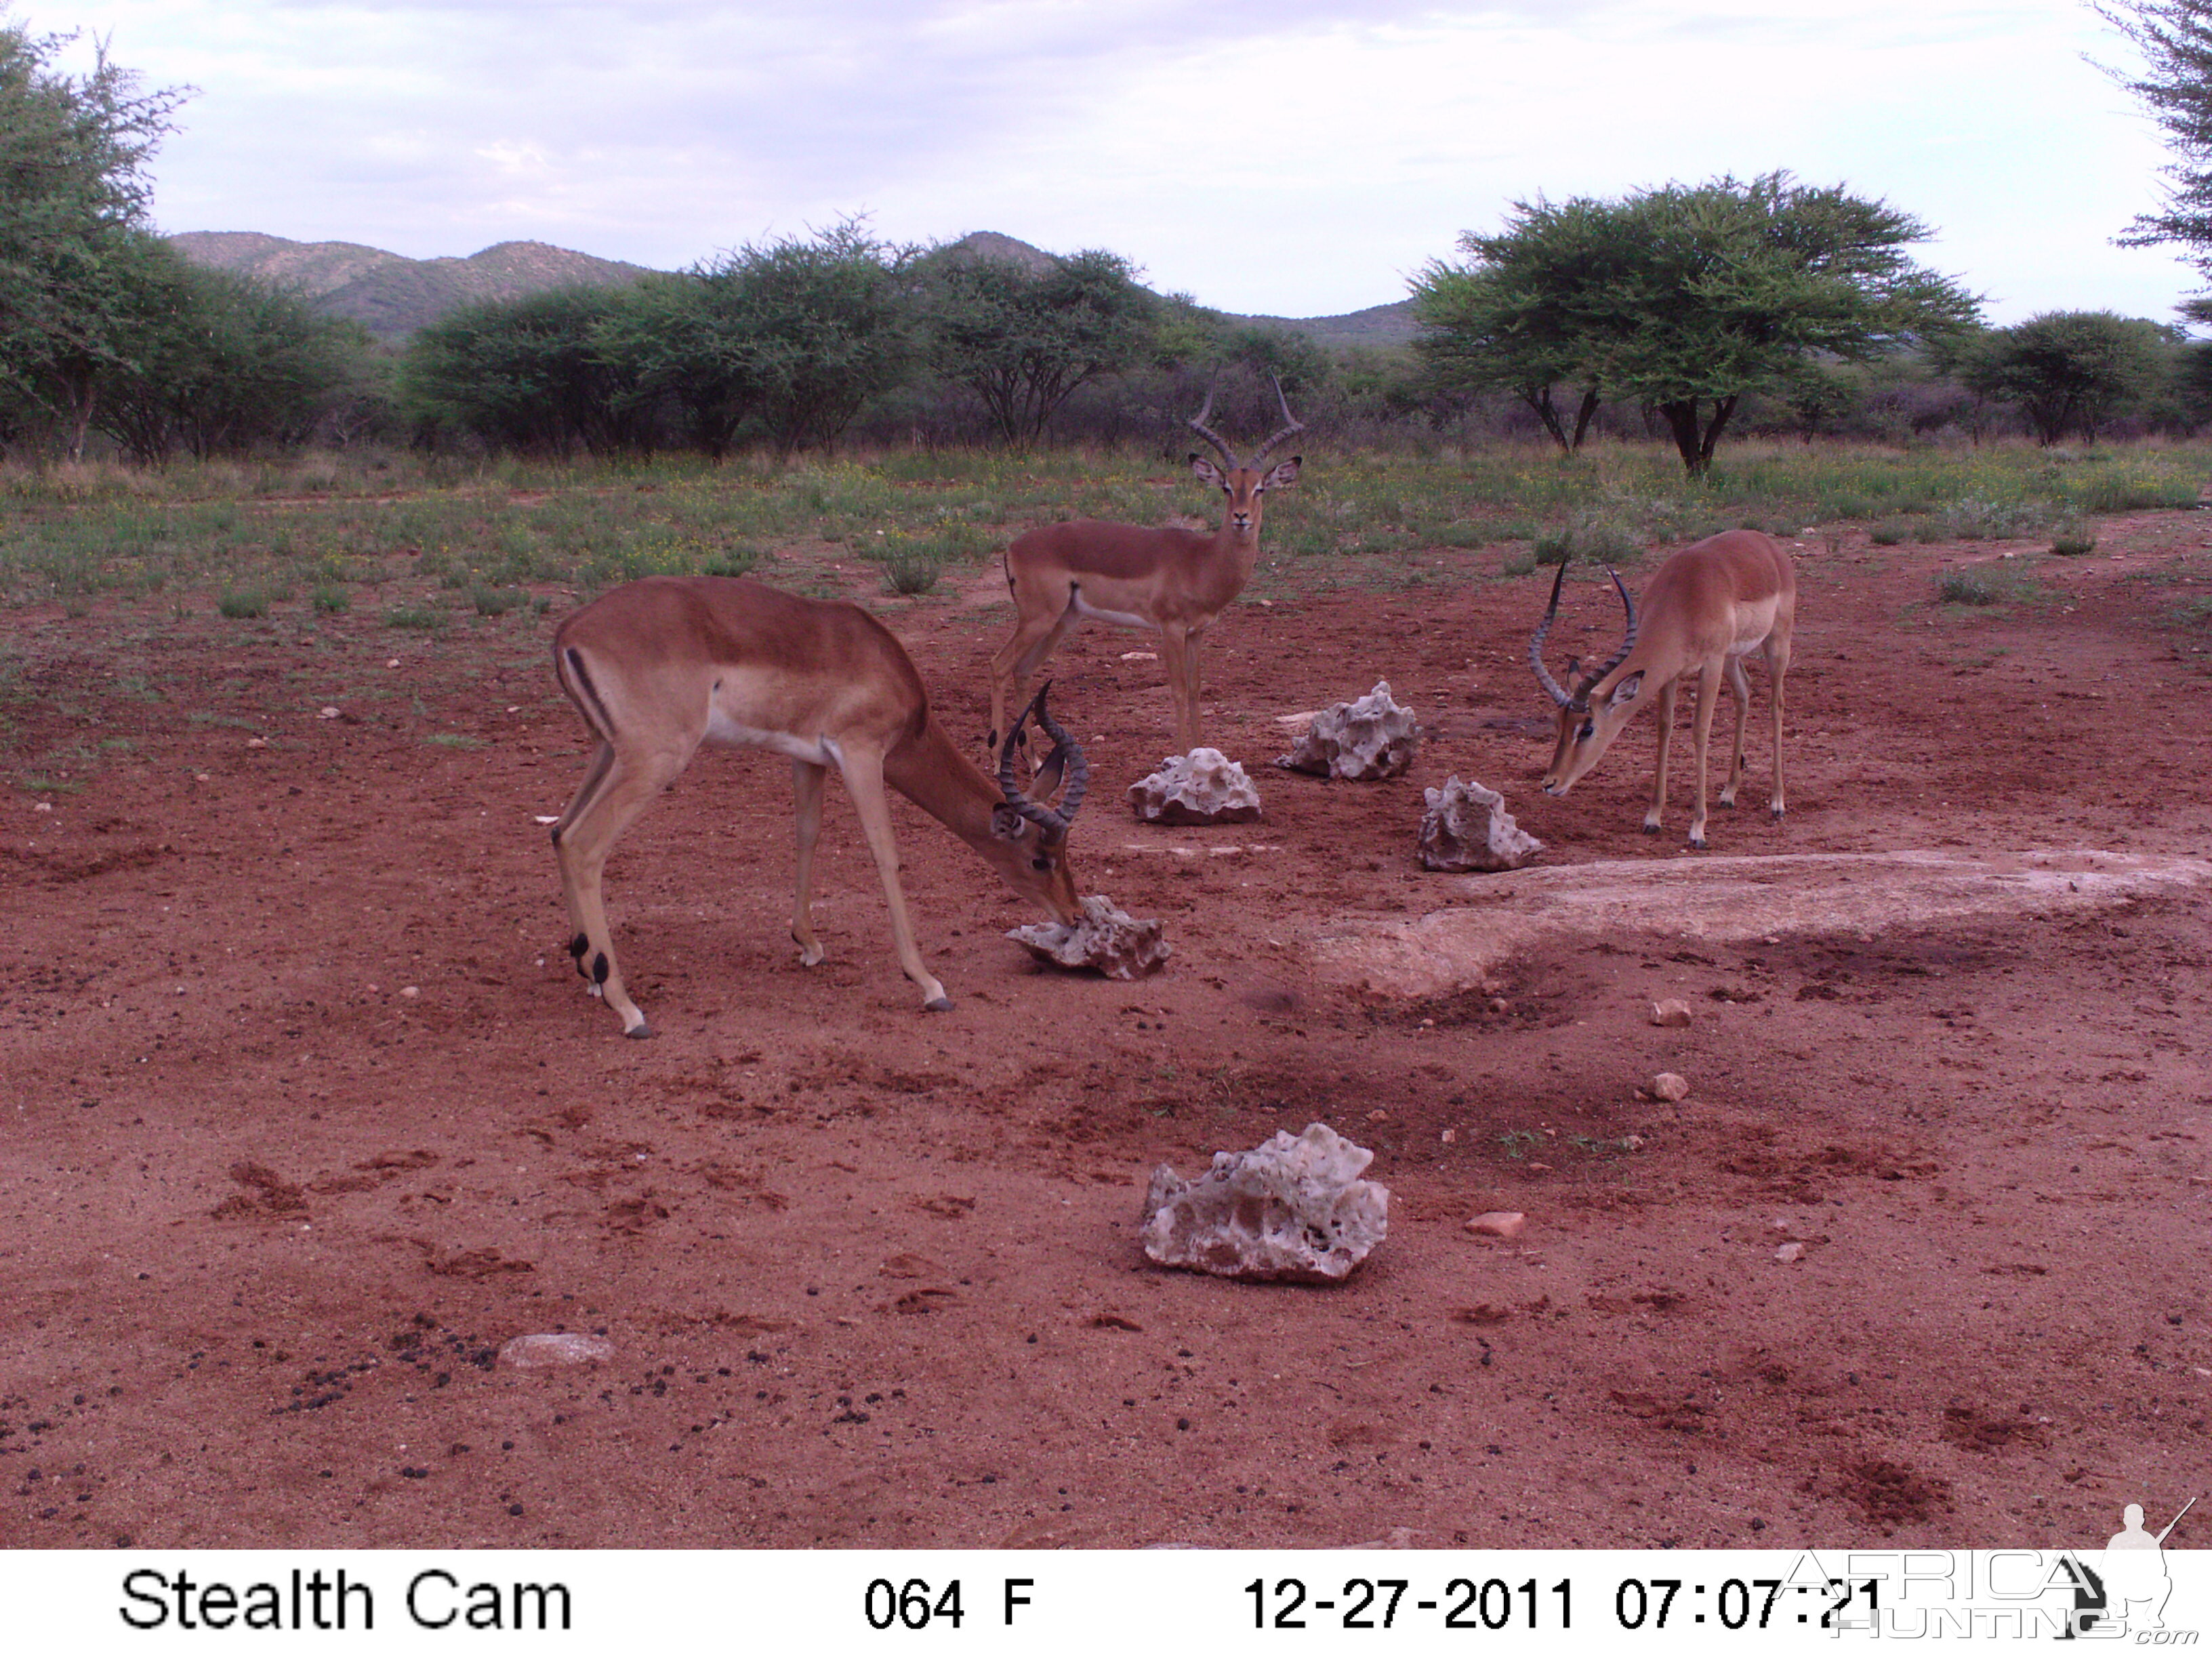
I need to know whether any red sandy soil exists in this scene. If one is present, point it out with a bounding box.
[2,512,2207,1551]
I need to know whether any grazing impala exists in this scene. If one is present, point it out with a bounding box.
[550,575,1086,1036]
[989,378,1304,756]
[1530,529,1796,849]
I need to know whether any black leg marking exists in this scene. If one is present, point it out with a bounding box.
[592,951,611,985]
[562,647,618,741]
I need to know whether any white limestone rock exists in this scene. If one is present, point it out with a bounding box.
[1140,1122,1390,1283]
[1275,680,1420,780]
[1418,775,1544,872]
[1008,894,1170,979]
[1126,747,1263,825]
[497,1333,614,1368]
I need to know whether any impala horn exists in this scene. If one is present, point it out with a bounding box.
[1186,378,1237,469]
[1248,371,1307,464]
[1571,567,1639,704]
[997,683,1088,838]
[1529,558,1575,709]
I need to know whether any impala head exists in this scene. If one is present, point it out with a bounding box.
[1187,373,1304,537]
[1530,560,1643,796]
[990,684,1087,922]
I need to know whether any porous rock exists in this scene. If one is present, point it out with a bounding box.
[1650,999,1694,1027]
[1140,1122,1389,1282]
[497,1333,614,1368]
[1275,681,1420,780]
[1126,747,1263,825]
[1008,894,1170,979]
[1418,776,1543,872]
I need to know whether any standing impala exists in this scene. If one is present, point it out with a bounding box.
[1530,529,1796,849]
[550,575,1086,1036]
[989,379,1304,756]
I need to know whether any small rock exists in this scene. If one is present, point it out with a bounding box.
[1465,1211,1525,1240]
[1650,1071,1690,1102]
[1126,748,1262,825]
[246,737,268,749]
[1140,1123,1389,1283]
[400,985,419,998]
[319,706,342,720]
[1418,775,1542,872]
[1650,999,1693,1027]
[497,1333,614,1368]
[32,801,52,814]
[1008,894,1169,979]
[1774,1242,1806,1264]
[1275,681,1420,780]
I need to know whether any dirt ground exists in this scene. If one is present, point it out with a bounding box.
[3,508,2208,1552]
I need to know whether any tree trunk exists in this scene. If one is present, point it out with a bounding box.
[1660,395,1740,476]
[1569,385,1601,450]
[1518,385,1570,452]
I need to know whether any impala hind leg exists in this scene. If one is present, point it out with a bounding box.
[1643,680,1680,834]
[837,747,953,1012]
[552,741,688,1038]
[989,593,1080,754]
[1764,630,1791,821]
[1685,661,1724,850]
[1160,621,1201,754]
[1717,655,1753,808]
[790,759,827,966]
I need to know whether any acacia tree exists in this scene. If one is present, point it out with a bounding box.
[1410,196,1615,451]
[922,246,1159,445]
[2100,0,2212,277]
[1947,312,2178,444]
[1415,175,1980,474]
[0,24,189,455]
[405,287,653,455]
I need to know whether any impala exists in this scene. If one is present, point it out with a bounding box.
[1530,529,1796,849]
[550,575,1087,1036]
[988,378,1304,756]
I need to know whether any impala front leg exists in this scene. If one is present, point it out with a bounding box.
[1765,634,1790,821]
[1160,621,1198,754]
[790,758,827,967]
[1686,661,1724,850]
[552,741,685,1038]
[838,747,954,1011]
[1644,680,1679,834]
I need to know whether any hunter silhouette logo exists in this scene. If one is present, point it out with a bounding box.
[2064,1496,2197,1639]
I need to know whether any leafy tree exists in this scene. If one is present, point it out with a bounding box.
[1415,174,1980,474]
[405,287,652,455]
[1410,196,1614,452]
[922,246,1160,445]
[96,248,370,460]
[1947,312,2178,444]
[0,23,189,456]
[2098,1,2212,277]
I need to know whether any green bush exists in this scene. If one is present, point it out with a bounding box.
[2049,517,2099,556]
[1868,518,1912,546]
[218,587,270,618]
[383,605,444,630]
[311,583,350,613]
[469,583,527,615]
[1937,568,1999,605]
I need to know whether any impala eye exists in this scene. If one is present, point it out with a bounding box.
[1031,857,1052,871]
[1577,720,1595,741]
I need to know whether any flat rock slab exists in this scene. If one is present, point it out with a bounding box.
[1313,848,2212,998]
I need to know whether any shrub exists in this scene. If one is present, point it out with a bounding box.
[1937,568,1999,605]
[218,588,270,618]
[310,583,350,613]
[384,605,444,630]
[2049,517,2099,556]
[1868,518,1912,546]
[470,583,527,615]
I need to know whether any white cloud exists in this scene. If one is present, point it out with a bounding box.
[39,0,2204,321]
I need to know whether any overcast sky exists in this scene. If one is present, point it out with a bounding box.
[35,0,2207,324]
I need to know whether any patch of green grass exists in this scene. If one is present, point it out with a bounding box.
[1868,518,1912,546]
[2049,516,2099,556]
[468,583,527,616]
[20,774,82,794]
[424,733,483,749]
[310,583,350,613]
[218,587,272,619]
[1936,567,2000,605]
[383,605,445,631]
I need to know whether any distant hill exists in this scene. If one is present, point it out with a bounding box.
[166,228,1415,348]
[167,232,655,340]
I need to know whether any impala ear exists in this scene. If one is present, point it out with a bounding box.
[1263,456,1301,489]
[1189,455,1226,489]
[1607,672,1644,708]
[990,804,1029,841]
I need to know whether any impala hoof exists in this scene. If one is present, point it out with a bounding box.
[923,996,954,1013]
[1641,821,1661,836]
[623,1021,653,1040]
[1770,806,1786,822]
[1687,834,1708,851]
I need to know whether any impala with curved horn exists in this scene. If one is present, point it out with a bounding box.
[1530,529,1796,849]
[550,575,1086,1034]
[989,376,1305,756]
